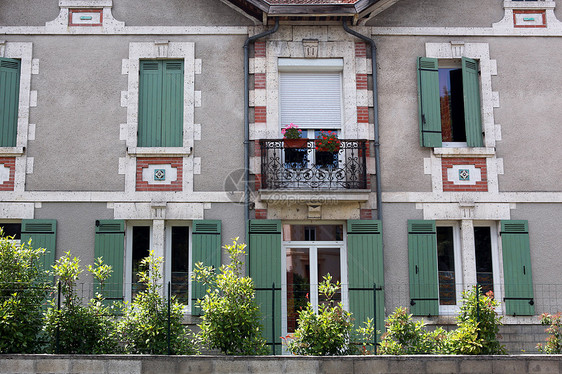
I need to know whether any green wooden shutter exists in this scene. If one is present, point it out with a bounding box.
[191,220,221,315]
[462,57,483,147]
[417,57,442,147]
[0,58,21,147]
[248,220,281,354]
[408,220,439,316]
[161,61,183,147]
[94,220,125,302]
[501,220,534,316]
[21,219,57,282]
[138,61,163,147]
[347,220,384,342]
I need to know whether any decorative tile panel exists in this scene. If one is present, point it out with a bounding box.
[442,158,488,192]
[514,10,547,28]
[68,9,103,26]
[136,158,182,191]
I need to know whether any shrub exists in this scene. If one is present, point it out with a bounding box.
[537,312,562,354]
[117,252,194,354]
[378,307,445,355]
[192,238,267,355]
[285,274,357,356]
[444,286,505,355]
[43,253,119,354]
[0,232,51,353]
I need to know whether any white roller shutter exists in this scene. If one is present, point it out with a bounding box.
[279,72,342,129]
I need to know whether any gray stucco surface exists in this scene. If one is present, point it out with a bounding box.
[0,0,59,26]
[382,203,422,312]
[192,35,247,192]
[111,0,254,26]
[34,202,114,268]
[367,0,505,27]
[491,38,562,192]
[376,36,433,192]
[22,36,127,191]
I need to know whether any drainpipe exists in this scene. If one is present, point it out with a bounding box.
[342,18,382,221]
[244,19,280,222]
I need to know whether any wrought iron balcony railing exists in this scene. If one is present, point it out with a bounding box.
[259,139,368,190]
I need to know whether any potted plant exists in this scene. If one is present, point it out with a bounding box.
[315,130,341,152]
[315,130,340,168]
[282,123,307,148]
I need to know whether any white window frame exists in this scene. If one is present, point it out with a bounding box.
[436,221,463,315]
[165,221,192,311]
[124,221,153,303]
[280,221,348,341]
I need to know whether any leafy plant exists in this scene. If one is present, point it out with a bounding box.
[43,253,119,354]
[537,312,562,354]
[285,274,356,356]
[444,286,505,355]
[315,130,341,152]
[117,252,194,354]
[281,123,303,139]
[378,307,445,355]
[0,231,51,353]
[192,238,267,355]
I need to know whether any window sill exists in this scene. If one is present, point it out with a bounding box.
[433,147,496,158]
[504,0,555,10]
[127,147,192,157]
[0,147,25,156]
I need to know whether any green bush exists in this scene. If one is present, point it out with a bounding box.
[444,286,505,355]
[537,312,562,354]
[0,232,51,353]
[378,307,446,355]
[192,238,267,355]
[117,252,194,354]
[43,253,119,354]
[285,274,367,356]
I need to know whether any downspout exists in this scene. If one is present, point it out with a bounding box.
[342,18,382,221]
[244,19,279,222]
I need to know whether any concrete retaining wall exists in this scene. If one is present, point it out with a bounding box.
[1,354,562,374]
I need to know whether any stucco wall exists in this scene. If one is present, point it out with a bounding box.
[375,36,432,192]
[367,0,505,28]
[21,36,127,191]
[111,0,254,26]
[491,38,562,192]
[0,0,59,26]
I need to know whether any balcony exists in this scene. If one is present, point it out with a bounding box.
[259,139,368,190]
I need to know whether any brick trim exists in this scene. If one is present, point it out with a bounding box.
[0,157,16,191]
[136,157,183,191]
[442,157,488,192]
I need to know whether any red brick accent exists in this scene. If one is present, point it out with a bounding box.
[254,140,262,157]
[442,157,488,192]
[356,74,368,90]
[255,173,262,190]
[254,73,266,89]
[0,157,16,191]
[357,107,369,123]
[255,41,266,57]
[136,157,183,191]
[255,209,268,219]
[355,42,367,58]
[254,106,267,123]
[360,209,373,220]
[513,10,546,28]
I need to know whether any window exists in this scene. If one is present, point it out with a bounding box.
[417,57,483,148]
[0,58,21,147]
[249,219,384,353]
[138,60,184,147]
[409,220,533,316]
